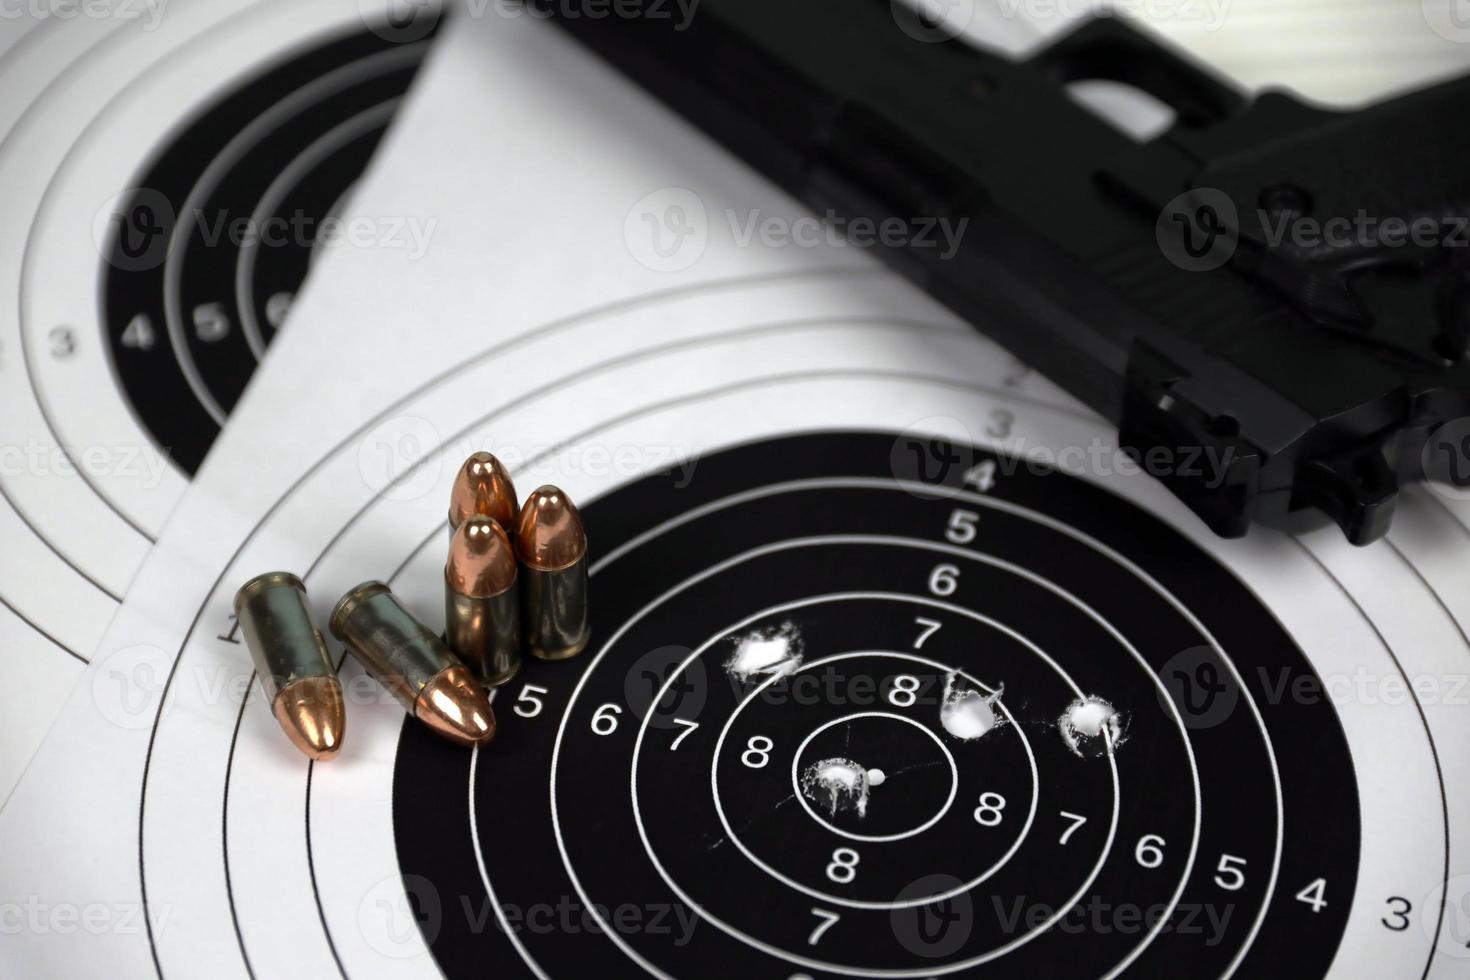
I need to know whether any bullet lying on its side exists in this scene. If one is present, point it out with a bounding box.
[330,581,495,748]
[234,572,345,761]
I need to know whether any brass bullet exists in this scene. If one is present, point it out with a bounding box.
[515,486,591,661]
[448,451,518,539]
[234,572,345,761]
[329,581,495,748]
[445,516,521,686]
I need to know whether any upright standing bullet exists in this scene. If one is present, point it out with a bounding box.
[448,451,518,540]
[234,572,345,761]
[446,516,521,686]
[330,582,494,748]
[515,486,591,661]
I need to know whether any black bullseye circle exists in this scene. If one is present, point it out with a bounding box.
[393,431,1360,978]
[702,644,1047,921]
[100,24,436,473]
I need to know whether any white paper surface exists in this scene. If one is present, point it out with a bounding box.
[2,4,1469,979]
[0,0,430,805]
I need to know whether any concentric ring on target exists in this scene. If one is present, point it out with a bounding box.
[601,580,1134,973]
[546,476,1223,975]
[562,525,1210,975]
[710,650,1039,910]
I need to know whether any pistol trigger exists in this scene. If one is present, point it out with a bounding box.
[1296,448,1398,545]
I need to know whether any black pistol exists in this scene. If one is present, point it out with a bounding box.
[544,0,1470,544]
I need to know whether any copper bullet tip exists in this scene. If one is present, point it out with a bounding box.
[515,485,587,571]
[414,665,496,747]
[448,452,518,532]
[446,517,517,598]
[272,676,346,761]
